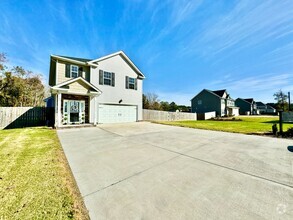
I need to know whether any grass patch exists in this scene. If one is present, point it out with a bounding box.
[0,127,89,219]
[158,116,293,134]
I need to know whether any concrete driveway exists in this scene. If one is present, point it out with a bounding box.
[57,122,293,220]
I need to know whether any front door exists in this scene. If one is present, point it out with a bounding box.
[63,100,85,124]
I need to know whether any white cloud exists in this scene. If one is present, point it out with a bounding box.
[181,0,293,57]
[205,72,293,102]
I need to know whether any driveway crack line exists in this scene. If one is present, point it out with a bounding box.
[144,142,293,190]
[82,154,181,198]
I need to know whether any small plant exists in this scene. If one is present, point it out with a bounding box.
[283,127,293,138]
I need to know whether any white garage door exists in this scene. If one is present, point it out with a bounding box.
[98,104,137,123]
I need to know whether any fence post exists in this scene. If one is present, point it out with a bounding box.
[279,110,283,135]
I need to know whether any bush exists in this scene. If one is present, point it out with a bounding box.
[283,127,293,138]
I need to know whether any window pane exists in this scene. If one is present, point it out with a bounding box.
[104,72,111,79]
[103,72,112,85]
[129,78,135,83]
[72,66,78,71]
[129,83,134,89]
[104,78,111,85]
[128,77,135,89]
[72,72,78,78]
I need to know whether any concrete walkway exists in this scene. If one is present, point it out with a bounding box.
[57,122,293,220]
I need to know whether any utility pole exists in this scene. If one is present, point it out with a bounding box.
[288,91,291,111]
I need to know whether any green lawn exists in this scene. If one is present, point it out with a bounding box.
[158,116,293,134]
[0,127,89,219]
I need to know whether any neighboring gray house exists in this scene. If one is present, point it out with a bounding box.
[256,102,267,114]
[256,102,276,114]
[46,51,145,127]
[191,89,239,117]
[266,105,276,113]
[235,98,257,115]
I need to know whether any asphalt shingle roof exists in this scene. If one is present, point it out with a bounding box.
[212,89,226,97]
[57,55,92,62]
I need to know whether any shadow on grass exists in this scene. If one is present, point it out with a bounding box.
[262,120,293,125]
[261,120,279,124]
[287,146,293,152]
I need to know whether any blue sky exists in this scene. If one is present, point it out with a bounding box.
[0,0,292,105]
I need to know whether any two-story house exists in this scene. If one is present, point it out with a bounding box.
[46,51,145,127]
[191,89,239,117]
[256,101,276,114]
[235,98,258,115]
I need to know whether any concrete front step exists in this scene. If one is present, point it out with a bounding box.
[57,123,96,129]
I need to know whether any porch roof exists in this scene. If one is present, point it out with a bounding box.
[51,77,102,95]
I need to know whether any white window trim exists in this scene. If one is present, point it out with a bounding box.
[71,65,78,78]
[128,77,135,89]
[103,71,112,86]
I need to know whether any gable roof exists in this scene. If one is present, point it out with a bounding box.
[52,77,102,94]
[266,105,275,110]
[88,51,145,78]
[236,98,254,104]
[256,101,266,106]
[191,89,230,101]
[212,89,226,97]
[50,51,145,82]
[56,55,92,63]
[244,98,254,103]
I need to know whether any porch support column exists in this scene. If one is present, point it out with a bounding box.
[94,96,97,125]
[57,92,62,127]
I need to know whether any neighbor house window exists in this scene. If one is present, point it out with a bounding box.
[198,100,202,105]
[71,65,78,78]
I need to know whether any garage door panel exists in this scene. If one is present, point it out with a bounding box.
[99,104,137,123]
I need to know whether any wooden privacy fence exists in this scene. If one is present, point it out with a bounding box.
[0,107,54,129]
[143,109,197,121]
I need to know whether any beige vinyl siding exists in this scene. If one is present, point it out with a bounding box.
[67,81,89,94]
[57,62,67,84]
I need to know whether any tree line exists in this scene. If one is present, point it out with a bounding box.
[0,53,45,107]
[143,90,292,113]
[143,93,190,112]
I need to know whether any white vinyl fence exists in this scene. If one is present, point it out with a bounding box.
[143,109,197,121]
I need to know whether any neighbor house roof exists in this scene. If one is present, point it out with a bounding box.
[266,105,275,110]
[244,98,254,103]
[256,101,266,107]
[236,98,255,104]
[191,89,232,101]
[212,89,226,97]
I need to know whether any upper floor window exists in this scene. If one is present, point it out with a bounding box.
[198,100,202,105]
[125,76,137,90]
[129,77,135,89]
[66,64,80,78]
[103,71,112,85]
[99,70,115,87]
[71,65,78,78]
